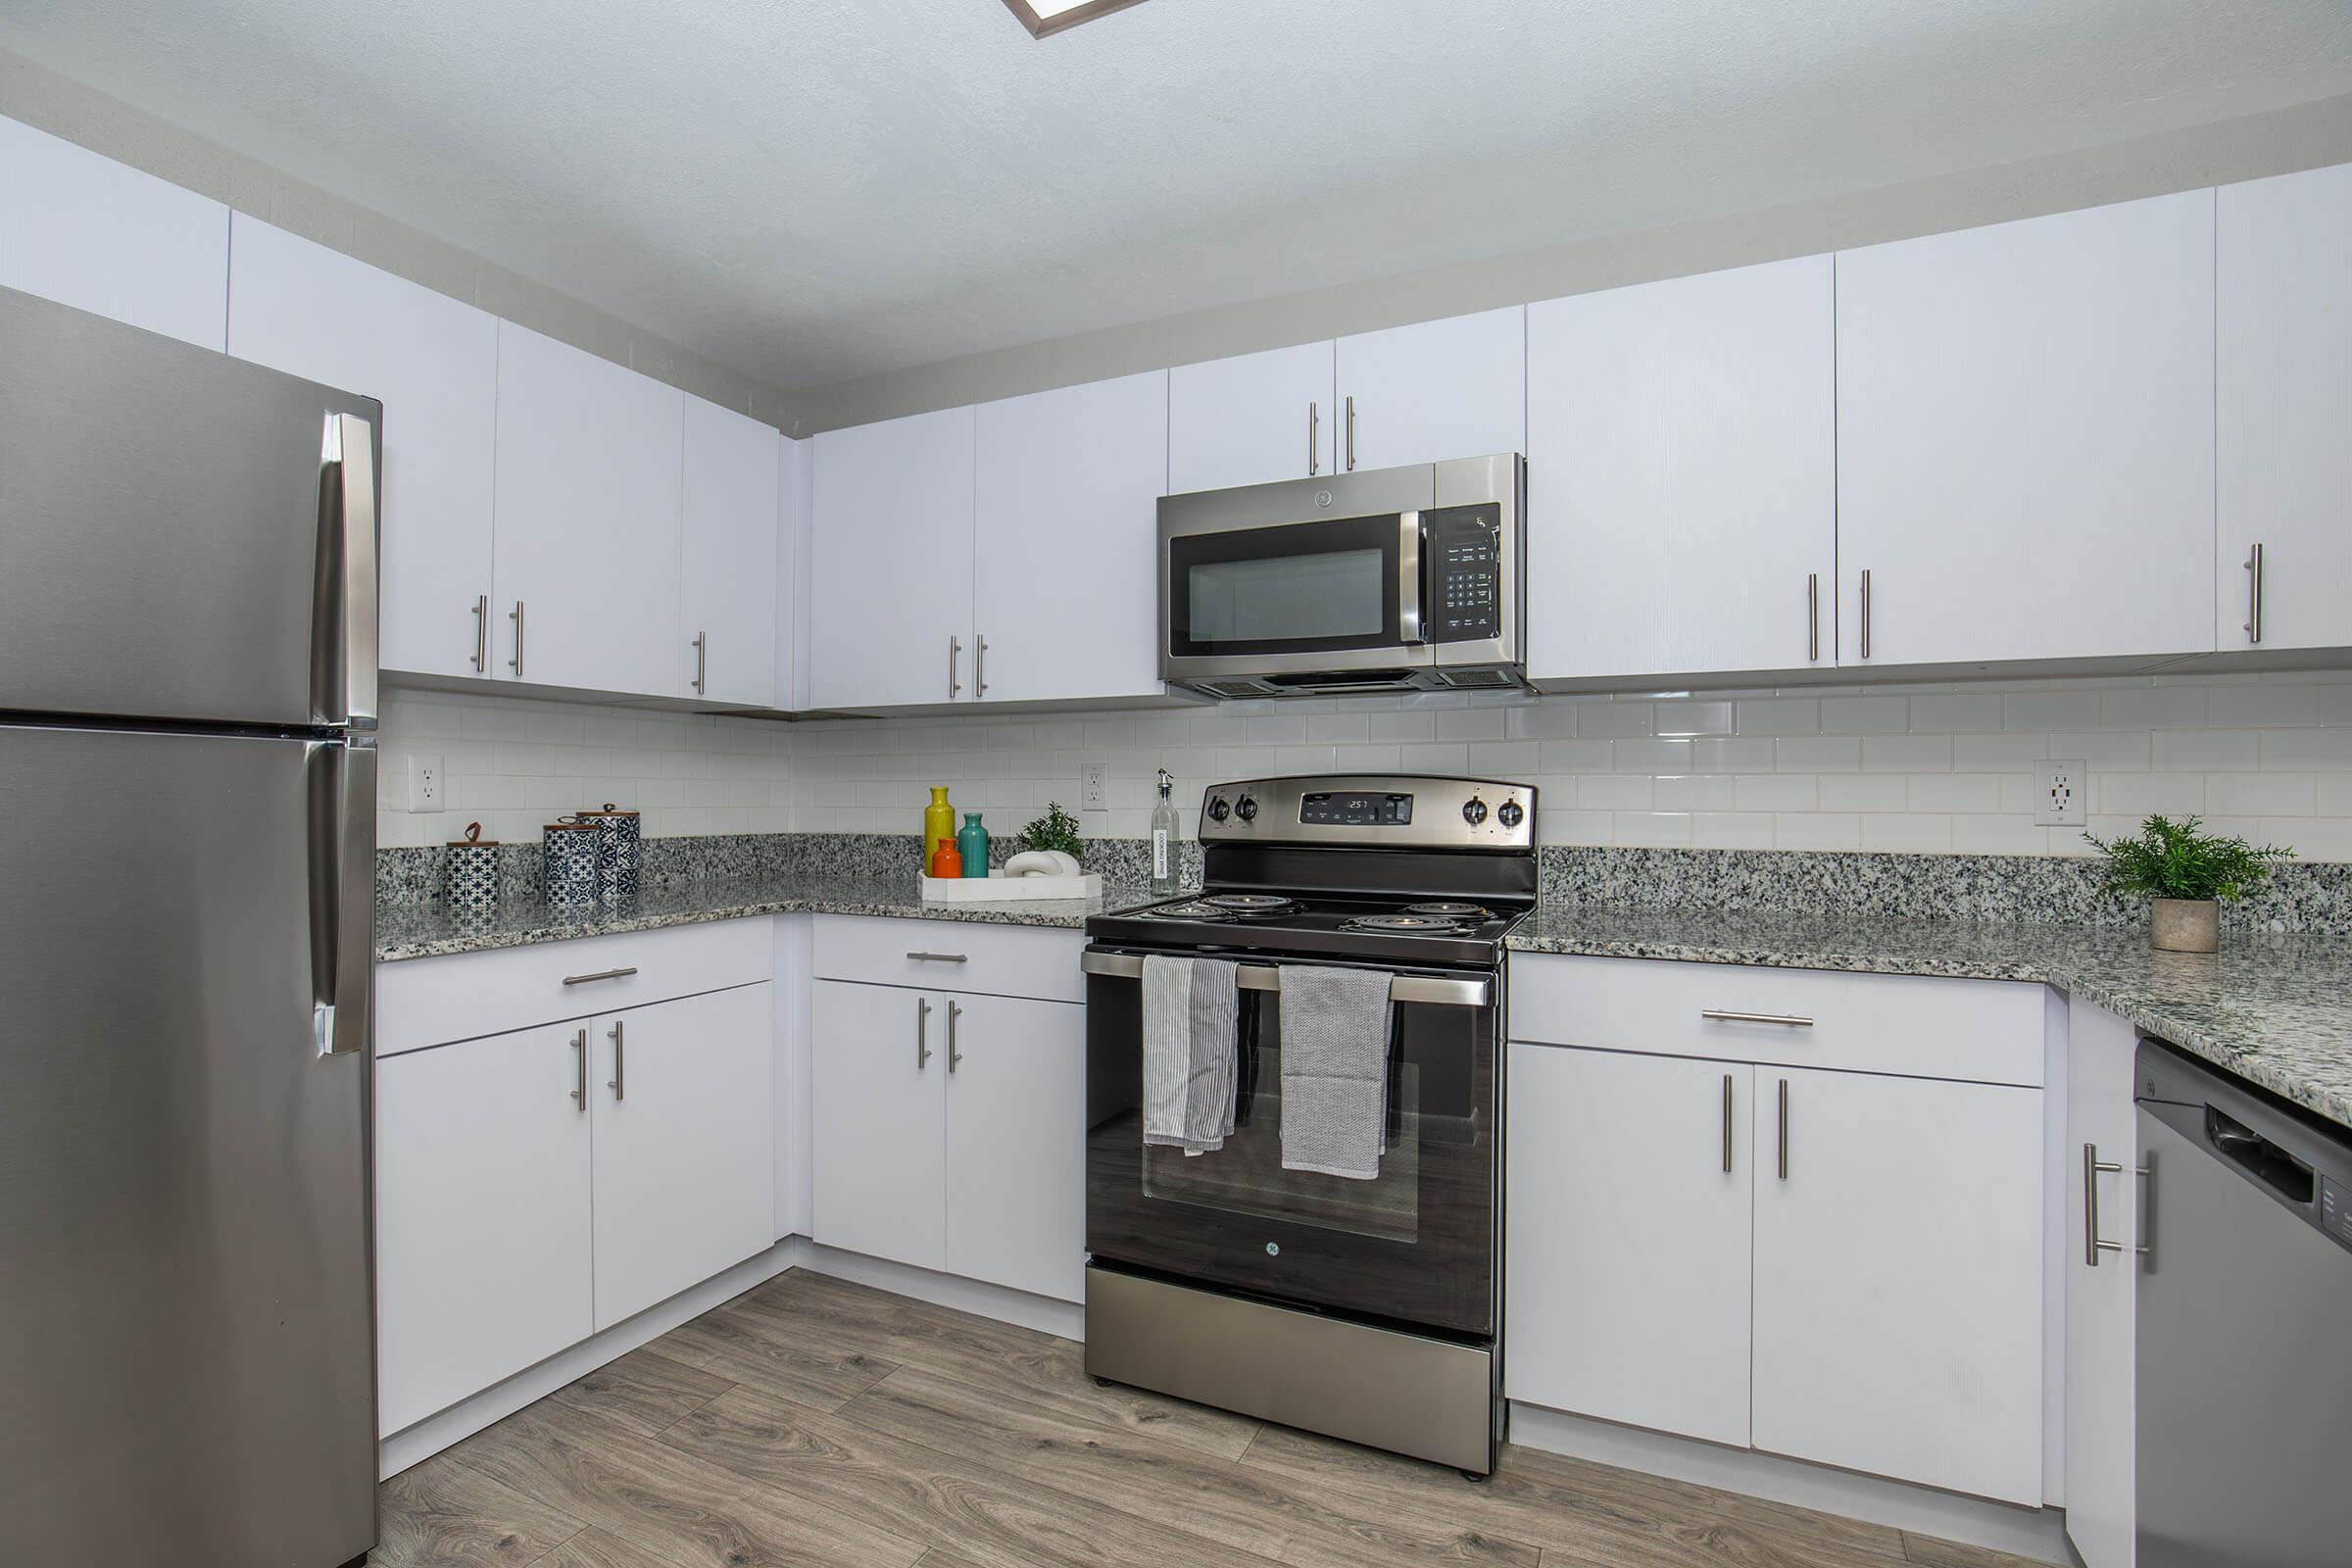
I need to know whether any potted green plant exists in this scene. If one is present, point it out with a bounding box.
[1020,801,1085,861]
[2083,814,2292,953]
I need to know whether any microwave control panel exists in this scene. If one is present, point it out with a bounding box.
[1425,504,1502,643]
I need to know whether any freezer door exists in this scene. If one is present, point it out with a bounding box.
[0,725,376,1567]
[0,285,379,729]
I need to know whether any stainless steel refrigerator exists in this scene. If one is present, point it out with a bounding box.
[0,284,380,1567]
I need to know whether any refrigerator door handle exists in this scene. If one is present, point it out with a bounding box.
[321,413,379,731]
[308,740,375,1057]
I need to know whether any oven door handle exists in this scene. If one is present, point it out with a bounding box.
[1080,950,1489,1008]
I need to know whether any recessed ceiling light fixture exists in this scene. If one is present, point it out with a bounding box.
[1000,0,1150,38]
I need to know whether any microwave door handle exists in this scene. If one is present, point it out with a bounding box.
[1397,511,1428,644]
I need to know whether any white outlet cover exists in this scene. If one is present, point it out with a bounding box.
[1081,762,1110,811]
[2036,759,2085,827]
[408,753,445,814]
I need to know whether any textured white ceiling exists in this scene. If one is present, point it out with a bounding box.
[4,0,2348,391]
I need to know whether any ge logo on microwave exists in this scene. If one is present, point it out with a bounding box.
[1264,1242,1281,1256]
[1314,490,1333,509]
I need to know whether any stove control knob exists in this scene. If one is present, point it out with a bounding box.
[1496,799,1524,829]
[1235,796,1258,822]
[1207,797,1231,823]
[1462,797,1489,825]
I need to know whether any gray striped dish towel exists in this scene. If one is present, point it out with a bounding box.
[1142,954,1239,1154]
[1277,964,1394,1180]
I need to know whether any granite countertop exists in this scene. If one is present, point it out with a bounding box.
[1507,908,2352,1131]
[375,873,1163,962]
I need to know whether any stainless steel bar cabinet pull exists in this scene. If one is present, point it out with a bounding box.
[608,1018,625,1102]
[916,997,933,1067]
[1702,1008,1814,1027]
[2083,1141,2149,1266]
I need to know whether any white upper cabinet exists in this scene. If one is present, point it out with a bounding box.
[775,434,809,710]
[972,369,1167,705]
[0,116,227,350]
[1526,258,1835,683]
[490,321,685,698]
[2218,161,2352,654]
[1836,190,2217,669]
[1167,340,1335,493]
[1334,306,1525,471]
[226,217,500,683]
[1750,1067,2044,1504]
[680,395,781,708]
[808,406,977,710]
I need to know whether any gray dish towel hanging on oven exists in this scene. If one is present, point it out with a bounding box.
[1277,964,1395,1180]
[1142,954,1238,1154]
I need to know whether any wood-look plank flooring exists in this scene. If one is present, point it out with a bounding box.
[371,1269,2046,1568]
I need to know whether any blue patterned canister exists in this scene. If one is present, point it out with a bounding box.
[445,822,500,914]
[542,821,602,908]
[575,803,642,900]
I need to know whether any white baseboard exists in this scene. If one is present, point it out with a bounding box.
[1507,1403,2078,1568]
[377,1237,803,1479]
[796,1242,1085,1342]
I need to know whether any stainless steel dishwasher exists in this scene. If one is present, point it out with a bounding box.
[2135,1039,2352,1568]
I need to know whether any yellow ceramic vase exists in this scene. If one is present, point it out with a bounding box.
[923,787,956,870]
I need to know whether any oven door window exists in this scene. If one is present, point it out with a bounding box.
[1086,972,1495,1339]
[1168,514,1404,659]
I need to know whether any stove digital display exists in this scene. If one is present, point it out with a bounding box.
[1298,791,1413,826]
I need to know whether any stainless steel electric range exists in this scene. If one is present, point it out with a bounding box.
[1080,773,1537,1476]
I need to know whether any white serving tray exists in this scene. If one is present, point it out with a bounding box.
[919,870,1102,903]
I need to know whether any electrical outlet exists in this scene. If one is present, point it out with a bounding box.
[2035,759,2085,827]
[1081,762,1110,811]
[407,753,445,814]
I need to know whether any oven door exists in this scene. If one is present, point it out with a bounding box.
[1160,464,1434,684]
[1083,948,1497,1340]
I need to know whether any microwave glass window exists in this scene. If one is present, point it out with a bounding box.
[1190,548,1386,644]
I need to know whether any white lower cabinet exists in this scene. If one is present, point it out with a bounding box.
[1505,956,2046,1506]
[1505,1047,1754,1448]
[810,978,1085,1302]
[2064,999,2141,1568]
[591,983,777,1329]
[375,1018,596,1435]
[1750,1066,2044,1505]
[943,993,1087,1302]
[374,972,774,1434]
[810,979,950,1271]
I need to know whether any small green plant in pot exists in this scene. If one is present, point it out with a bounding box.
[2083,814,2292,953]
[1020,802,1085,860]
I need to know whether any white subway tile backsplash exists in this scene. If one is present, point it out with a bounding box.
[1905,773,2001,813]
[1774,812,1862,850]
[2262,729,2352,770]
[378,669,2352,861]
[1821,696,1909,735]
[1575,702,1657,739]
[1734,699,1820,736]
[1734,773,1820,812]
[1862,813,1951,852]
[1613,738,1693,774]
[2002,691,2101,731]
[1653,774,1737,812]
[1819,773,1908,813]
[1773,736,1861,773]
[1861,735,1952,773]
[2207,773,2317,817]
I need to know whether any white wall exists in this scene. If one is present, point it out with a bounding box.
[780,669,2352,860]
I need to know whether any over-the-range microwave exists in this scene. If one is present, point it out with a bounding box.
[1159,453,1525,699]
